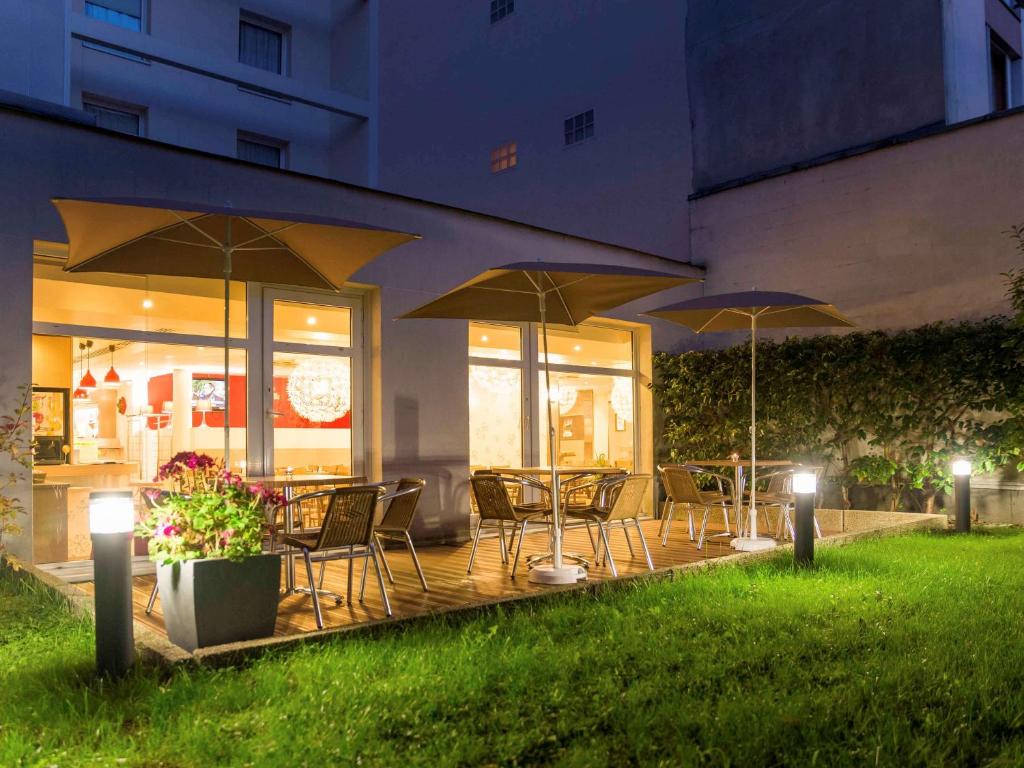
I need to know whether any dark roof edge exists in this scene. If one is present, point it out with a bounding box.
[689,104,1024,201]
[0,96,702,275]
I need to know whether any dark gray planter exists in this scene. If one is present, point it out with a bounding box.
[157,554,281,652]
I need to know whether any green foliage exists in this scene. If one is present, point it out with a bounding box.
[136,452,284,564]
[654,318,1024,511]
[3,530,1024,765]
[0,386,31,551]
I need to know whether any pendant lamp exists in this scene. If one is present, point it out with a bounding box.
[78,340,97,390]
[103,344,120,387]
[73,342,90,400]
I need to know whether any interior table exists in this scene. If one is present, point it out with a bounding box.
[683,459,794,538]
[243,473,367,593]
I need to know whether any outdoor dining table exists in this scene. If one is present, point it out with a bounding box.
[485,466,629,567]
[684,459,794,536]
[243,473,367,593]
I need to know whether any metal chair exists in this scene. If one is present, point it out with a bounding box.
[279,485,391,628]
[565,474,654,577]
[754,469,823,542]
[657,464,732,550]
[468,473,552,578]
[359,478,429,593]
[142,488,173,615]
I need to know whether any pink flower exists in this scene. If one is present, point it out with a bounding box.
[161,524,180,537]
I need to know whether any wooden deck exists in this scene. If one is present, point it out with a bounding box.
[80,519,838,639]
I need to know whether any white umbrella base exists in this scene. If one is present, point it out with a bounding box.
[730,537,778,552]
[529,564,588,585]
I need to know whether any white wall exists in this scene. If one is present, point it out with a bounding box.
[944,0,996,123]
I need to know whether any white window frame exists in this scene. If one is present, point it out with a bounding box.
[239,10,291,76]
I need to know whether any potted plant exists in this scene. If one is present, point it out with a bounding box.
[137,452,285,651]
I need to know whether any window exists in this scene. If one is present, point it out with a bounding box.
[239,13,287,74]
[490,0,514,24]
[490,142,517,173]
[83,99,144,136]
[237,133,286,168]
[564,109,595,146]
[84,0,142,32]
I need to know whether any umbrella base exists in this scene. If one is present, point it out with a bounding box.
[528,564,588,585]
[730,536,778,552]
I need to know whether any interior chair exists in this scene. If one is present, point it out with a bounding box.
[279,485,391,628]
[360,478,429,593]
[564,474,654,577]
[468,473,552,578]
[657,464,732,550]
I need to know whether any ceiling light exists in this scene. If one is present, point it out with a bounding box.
[102,344,120,387]
[142,298,154,310]
[78,340,97,390]
[481,335,489,343]
[573,344,582,352]
[306,316,317,326]
[287,358,351,422]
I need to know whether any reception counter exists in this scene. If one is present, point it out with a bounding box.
[34,462,141,488]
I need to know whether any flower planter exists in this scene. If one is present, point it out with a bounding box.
[157,553,281,652]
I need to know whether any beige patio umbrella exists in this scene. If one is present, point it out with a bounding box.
[402,261,699,585]
[52,197,419,463]
[644,291,854,551]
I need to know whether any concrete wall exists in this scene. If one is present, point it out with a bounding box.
[687,0,948,193]
[0,0,68,105]
[0,106,700,552]
[377,0,691,262]
[684,110,1024,350]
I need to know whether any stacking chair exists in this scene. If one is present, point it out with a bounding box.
[468,473,552,578]
[361,478,429,592]
[142,488,173,615]
[657,464,732,550]
[564,474,654,577]
[754,469,823,542]
[279,485,391,628]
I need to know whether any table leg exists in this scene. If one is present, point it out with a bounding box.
[734,465,745,537]
[284,486,296,593]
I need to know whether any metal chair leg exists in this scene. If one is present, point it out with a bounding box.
[497,521,508,564]
[598,523,618,577]
[467,520,484,574]
[317,560,327,589]
[585,521,600,554]
[359,553,369,601]
[657,500,672,538]
[661,505,676,546]
[633,518,655,570]
[405,532,429,591]
[145,580,159,615]
[371,544,392,616]
[347,546,355,605]
[687,504,696,541]
[697,505,711,550]
[303,550,323,630]
[621,520,635,557]
[375,533,395,584]
[511,520,527,578]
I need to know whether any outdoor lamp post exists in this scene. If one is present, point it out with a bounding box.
[792,472,817,566]
[89,490,135,677]
[952,459,972,533]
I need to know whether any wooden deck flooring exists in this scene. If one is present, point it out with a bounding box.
[81,519,835,639]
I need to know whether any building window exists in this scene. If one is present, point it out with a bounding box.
[490,0,514,24]
[564,109,595,146]
[490,142,517,173]
[237,133,286,168]
[84,0,142,32]
[83,99,144,136]
[239,13,287,74]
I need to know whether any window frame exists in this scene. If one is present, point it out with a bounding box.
[82,95,146,137]
[563,109,596,147]
[489,141,518,174]
[238,11,290,76]
[237,131,288,169]
[489,0,515,24]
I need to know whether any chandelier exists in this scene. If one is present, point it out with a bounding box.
[287,358,351,422]
[611,378,633,422]
[557,384,577,414]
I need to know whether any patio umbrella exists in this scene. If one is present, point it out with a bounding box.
[52,197,419,464]
[644,291,854,551]
[402,262,699,584]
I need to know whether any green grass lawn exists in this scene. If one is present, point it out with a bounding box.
[2,529,1024,767]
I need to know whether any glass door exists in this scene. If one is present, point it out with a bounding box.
[259,288,364,479]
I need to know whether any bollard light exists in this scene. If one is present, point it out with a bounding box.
[952,459,971,533]
[792,472,817,566]
[89,491,135,678]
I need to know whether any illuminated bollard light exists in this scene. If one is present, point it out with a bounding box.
[89,491,135,678]
[952,459,972,534]
[792,472,817,566]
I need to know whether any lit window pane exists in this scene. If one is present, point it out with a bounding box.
[470,322,521,360]
[33,263,246,338]
[537,325,632,369]
[469,365,522,469]
[273,352,353,474]
[273,301,351,348]
[538,372,633,471]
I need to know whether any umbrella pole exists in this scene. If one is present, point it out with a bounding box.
[223,219,232,469]
[749,313,757,539]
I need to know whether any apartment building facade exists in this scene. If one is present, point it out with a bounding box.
[0,0,378,184]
